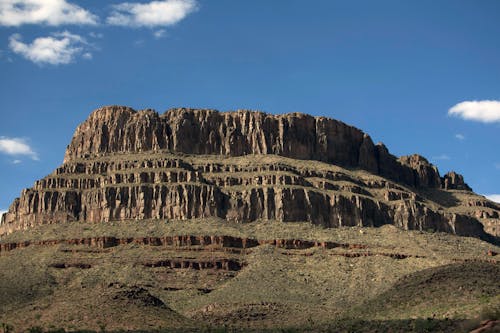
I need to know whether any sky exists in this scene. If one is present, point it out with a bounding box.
[0,0,500,215]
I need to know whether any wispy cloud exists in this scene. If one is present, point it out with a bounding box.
[89,32,104,39]
[9,31,92,65]
[485,194,500,203]
[0,137,38,160]
[133,39,145,47]
[0,49,13,63]
[454,133,465,140]
[495,163,500,170]
[432,154,450,161]
[0,0,98,26]
[107,0,197,27]
[448,100,500,123]
[153,29,167,39]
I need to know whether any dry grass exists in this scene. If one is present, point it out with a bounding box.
[1,220,499,331]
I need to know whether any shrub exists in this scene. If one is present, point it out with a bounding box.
[480,303,500,321]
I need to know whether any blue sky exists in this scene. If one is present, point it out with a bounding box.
[1,0,500,214]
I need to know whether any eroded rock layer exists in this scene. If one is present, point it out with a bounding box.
[64,106,445,188]
[1,106,499,239]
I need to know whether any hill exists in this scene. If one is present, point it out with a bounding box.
[0,106,499,332]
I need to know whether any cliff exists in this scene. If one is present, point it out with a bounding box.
[63,106,441,188]
[1,106,499,239]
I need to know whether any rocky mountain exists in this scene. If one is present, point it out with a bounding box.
[1,105,499,240]
[1,105,500,332]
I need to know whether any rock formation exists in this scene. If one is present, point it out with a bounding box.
[1,106,499,239]
[62,106,440,187]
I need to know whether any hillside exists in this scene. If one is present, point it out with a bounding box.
[0,106,499,332]
[1,220,499,332]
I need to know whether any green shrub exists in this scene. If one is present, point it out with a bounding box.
[1,323,13,333]
[412,318,439,332]
[27,327,44,333]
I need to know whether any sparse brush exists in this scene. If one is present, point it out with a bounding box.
[479,302,500,321]
[1,323,13,333]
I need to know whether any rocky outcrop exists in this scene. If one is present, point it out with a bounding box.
[64,107,366,167]
[1,106,498,240]
[442,171,472,191]
[141,258,244,271]
[63,106,445,189]
[398,154,441,188]
[50,262,92,269]
[6,233,489,264]
[0,235,368,253]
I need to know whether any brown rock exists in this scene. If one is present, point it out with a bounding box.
[62,106,440,188]
[0,106,496,240]
[442,171,472,191]
[487,250,498,256]
[398,154,441,188]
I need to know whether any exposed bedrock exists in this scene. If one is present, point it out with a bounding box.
[1,106,498,240]
[64,106,447,189]
[0,163,489,239]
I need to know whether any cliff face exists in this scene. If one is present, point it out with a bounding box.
[1,106,499,239]
[63,106,440,188]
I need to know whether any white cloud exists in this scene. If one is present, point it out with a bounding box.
[107,0,197,27]
[12,159,22,164]
[455,133,465,140]
[0,137,38,160]
[0,0,98,26]
[448,100,500,123]
[82,52,92,60]
[153,29,167,38]
[9,31,91,65]
[485,194,500,204]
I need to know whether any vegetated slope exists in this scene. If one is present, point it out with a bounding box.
[0,220,499,332]
[354,261,500,320]
[0,106,499,332]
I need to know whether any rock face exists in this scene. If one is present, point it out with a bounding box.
[63,106,439,188]
[442,171,472,191]
[1,106,499,239]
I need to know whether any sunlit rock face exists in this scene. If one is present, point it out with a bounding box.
[2,105,498,240]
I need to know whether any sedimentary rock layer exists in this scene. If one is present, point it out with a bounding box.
[64,106,445,188]
[0,235,368,253]
[1,106,499,239]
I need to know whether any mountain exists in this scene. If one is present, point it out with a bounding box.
[0,106,499,332]
[1,106,499,238]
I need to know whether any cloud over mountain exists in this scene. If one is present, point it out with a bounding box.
[485,194,500,204]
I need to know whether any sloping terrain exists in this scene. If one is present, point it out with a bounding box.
[0,220,499,332]
[0,106,499,332]
[356,261,500,320]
